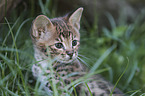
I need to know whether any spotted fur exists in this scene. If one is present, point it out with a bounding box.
[30,8,124,96]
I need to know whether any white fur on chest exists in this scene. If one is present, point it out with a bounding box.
[32,48,50,78]
[32,47,53,92]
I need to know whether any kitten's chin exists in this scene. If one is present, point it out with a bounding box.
[58,58,76,63]
[56,54,78,63]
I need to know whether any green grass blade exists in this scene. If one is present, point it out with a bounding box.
[140,93,145,96]
[105,12,116,29]
[130,90,141,96]
[85,82,93,96]
[124,61,138,89]
[39,0,46,15]
[72,80,77,96]
[0,47,34,60]
[1,87,19,96]
[66,68,109,90]
[14,18,31,42]
[90,44,116,73]
[4,18,30,96]
[4,17,19,64]
[4,0,7,17]
[49,61,58,96]
[2,17,20,47]
[109,57,129,96]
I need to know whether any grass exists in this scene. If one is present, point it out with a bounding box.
[1,0,145,96]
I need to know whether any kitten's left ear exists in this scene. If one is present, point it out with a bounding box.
[31,15,54,41]
[68,7,83,30]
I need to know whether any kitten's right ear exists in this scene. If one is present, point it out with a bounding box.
[31,15,53,39]
[68,8,83,30]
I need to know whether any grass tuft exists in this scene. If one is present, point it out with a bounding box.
[1,0,145,96]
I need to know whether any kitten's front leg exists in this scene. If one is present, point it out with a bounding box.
[32,64,52,92]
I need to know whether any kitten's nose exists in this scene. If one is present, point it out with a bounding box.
[66,51,73,58]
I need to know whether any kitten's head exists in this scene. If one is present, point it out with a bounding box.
[31,8,83,63]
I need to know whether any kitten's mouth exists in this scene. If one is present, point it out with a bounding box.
[59,57,76,63]
[56,53,78,63]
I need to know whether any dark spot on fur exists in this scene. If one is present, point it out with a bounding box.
[70,68,74,72]
[65,69,68,71]
[61,54,65,58]
[100,93,104,96]
[85,91,88,96]
[91,84,94,88]
[45,82,49,87]
[55,38,59,41]
[62,74,65,77]
[34,67,39,72]
[98,82,108,90]
[89,81,93,83]
[54,67,57,70]
[75,64,79,68]
[41,47,47,53]
[92,93,95,96]
[61,54,65,56]
[56,69,63,72]
[49,86,52,90]
[64,80,70,84]
[61,32,65,37]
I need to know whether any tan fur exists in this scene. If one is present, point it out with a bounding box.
[30,8,124,96]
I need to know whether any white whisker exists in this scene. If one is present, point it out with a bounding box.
[78,54,89,60]
[78,54,94,63]
[77,57,91,68]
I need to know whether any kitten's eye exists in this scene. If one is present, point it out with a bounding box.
[72,40,77,46]
[55,43,63,48]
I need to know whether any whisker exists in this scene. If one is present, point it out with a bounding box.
[78,54,94,63]
[78,54,89,60]
[76,59,85,71]
[77,57,91,68]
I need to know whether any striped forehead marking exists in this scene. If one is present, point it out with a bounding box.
[53,19,73,39]
[58,18,70,32]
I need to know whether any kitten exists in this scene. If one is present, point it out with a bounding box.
[30,8,123,96]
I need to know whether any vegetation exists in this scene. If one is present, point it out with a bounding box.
[0,0,145,95]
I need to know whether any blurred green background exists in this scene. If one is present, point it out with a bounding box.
[0,0,145,95]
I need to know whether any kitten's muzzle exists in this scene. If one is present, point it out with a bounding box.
[66,51,73,58]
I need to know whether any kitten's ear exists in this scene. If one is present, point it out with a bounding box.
[31,15,53,39]
[68,7,83,30]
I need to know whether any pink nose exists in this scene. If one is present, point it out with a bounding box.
[66,51,73,57]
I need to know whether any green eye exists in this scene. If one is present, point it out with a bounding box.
[55,43,63,48]
[72,40,77,46]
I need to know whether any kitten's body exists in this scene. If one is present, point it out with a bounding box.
[31,8,123,96]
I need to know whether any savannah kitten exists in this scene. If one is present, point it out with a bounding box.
[30,8,123,96]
